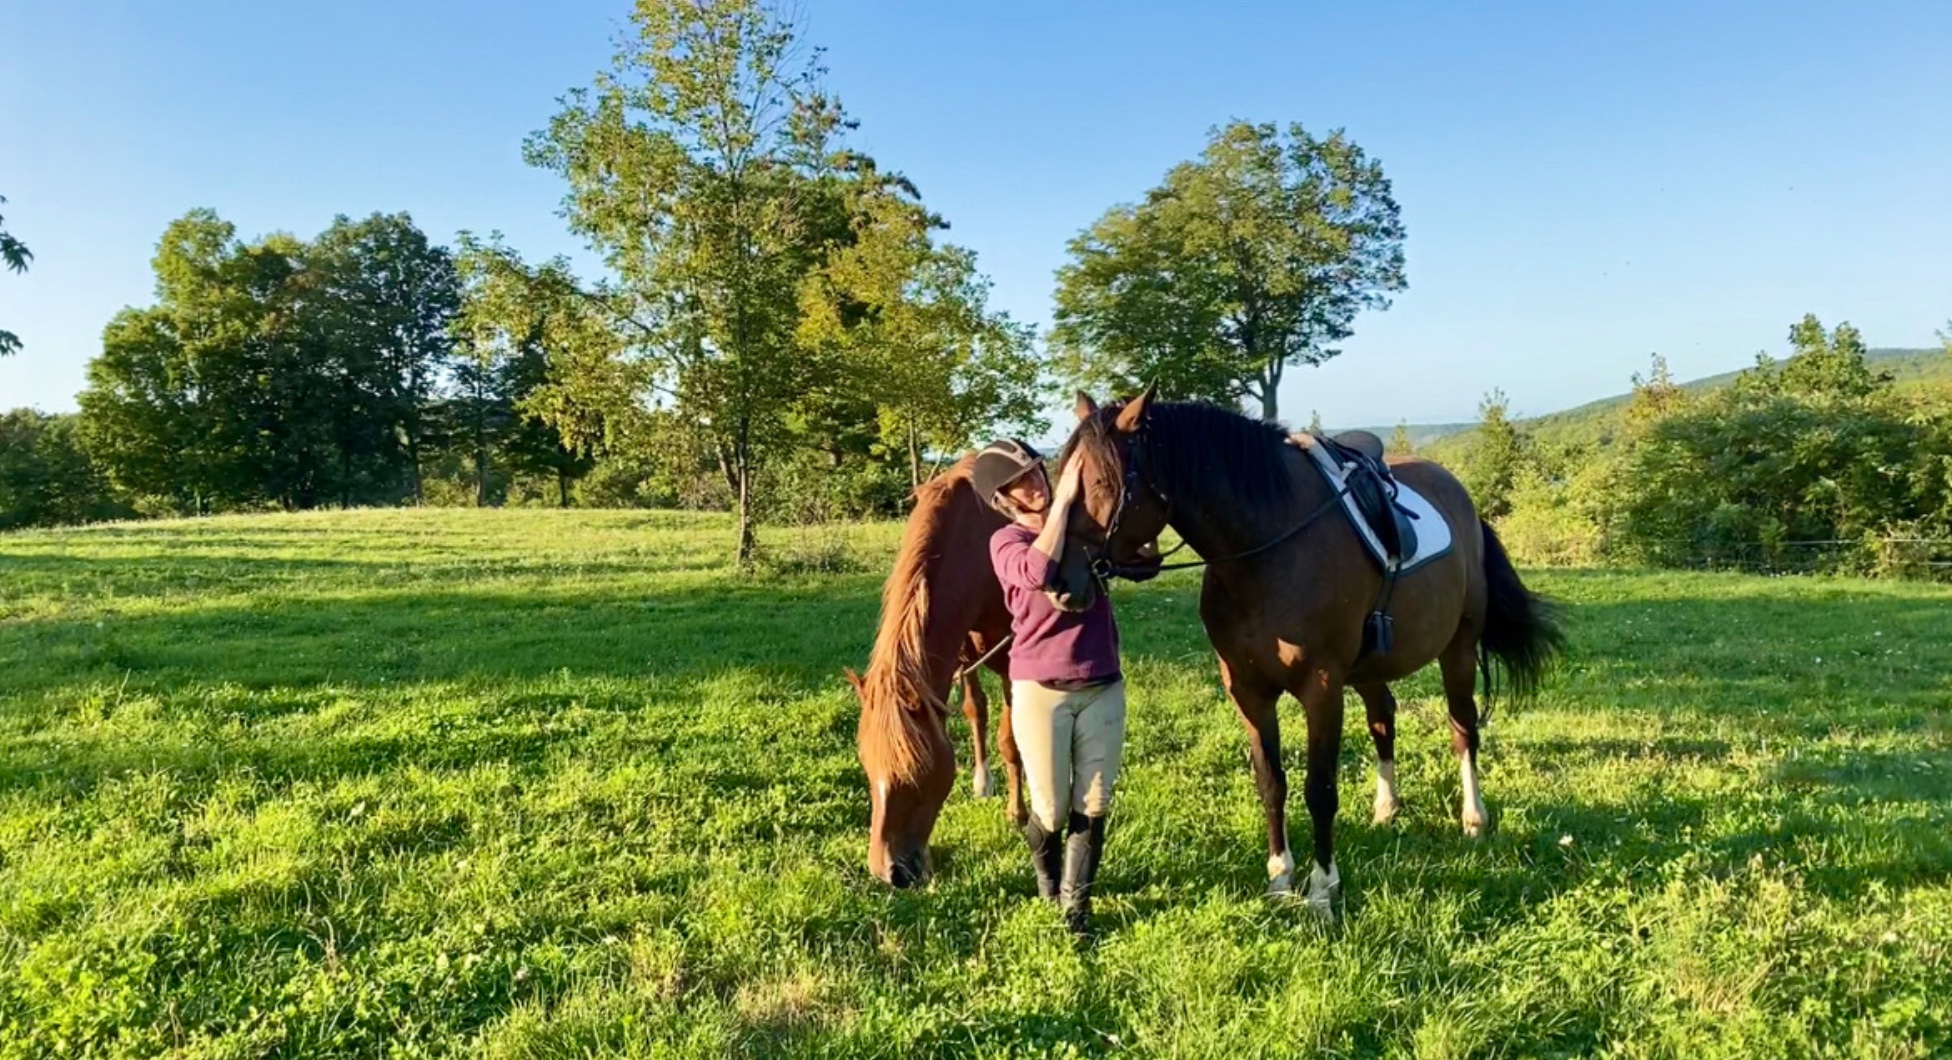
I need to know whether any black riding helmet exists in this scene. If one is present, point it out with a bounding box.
[971,439,1046,512]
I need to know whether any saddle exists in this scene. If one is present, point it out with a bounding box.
[1312,430,1419,569]
[1302,429,1421,660]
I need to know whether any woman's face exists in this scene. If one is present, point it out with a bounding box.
[1001,466,1051,524]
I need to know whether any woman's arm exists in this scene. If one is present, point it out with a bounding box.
[1029,458,1084,565]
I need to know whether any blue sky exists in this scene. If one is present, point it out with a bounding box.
[3,0,1947,432]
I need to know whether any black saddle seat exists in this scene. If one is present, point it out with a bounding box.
[1314,431,1419,566]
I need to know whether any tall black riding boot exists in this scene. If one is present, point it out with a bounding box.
[1059,812,1108,938]
[1023,817,1065,901]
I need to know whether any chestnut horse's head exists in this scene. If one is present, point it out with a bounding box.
[1057,388,1173,596]
[848,666,955,888]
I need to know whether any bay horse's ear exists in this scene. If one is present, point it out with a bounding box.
[1113,382,1156,434]
[1074,391,1099,421]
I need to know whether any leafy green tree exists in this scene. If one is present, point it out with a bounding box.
[1734,315,1888,403]
[524,0,851,566]
[0,194,31,357]
[0,410,132,529]
[308,213,461,504]
[1464,388,1525,520]
[1052,120,1406,422]
[1387,421,1413,456]
[799,169,1044,486]
[81,210,462,513]
[449,238,604,506]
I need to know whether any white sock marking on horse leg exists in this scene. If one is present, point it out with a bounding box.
[1459,754,1486,837]
[971,762,994,799]
[1305,860,1340,918]
[1373,760,1399,824]
[1267,850,1295,895]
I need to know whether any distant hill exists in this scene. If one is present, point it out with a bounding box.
[1405,346,1948,459]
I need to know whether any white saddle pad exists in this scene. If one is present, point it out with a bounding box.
[1296,437,1454,574]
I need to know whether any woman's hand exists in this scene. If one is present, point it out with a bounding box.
[1052,458,1086,510]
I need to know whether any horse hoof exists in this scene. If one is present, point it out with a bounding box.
[1268,874,1295,897]
[971,766,994,799]
[1304,861,1341,919]
[1372,799,1400,826]
[1461,816,1485,839]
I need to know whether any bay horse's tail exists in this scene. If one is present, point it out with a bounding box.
[1477,519,1567,710]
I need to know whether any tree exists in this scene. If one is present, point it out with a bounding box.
[1464,389,1525,520]
[1736,315,1888,403]
[0,194,31,357]
[1052,120,1405,422]
[1387,421,1413,456]
[307,213,461,505]
[0,410,132,529]
[798,168,1044,487]
[80,209,463,513]
[450,236,605,507]
[525,0,851,567]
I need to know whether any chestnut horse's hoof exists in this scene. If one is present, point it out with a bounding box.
[1461,815,1486,839]
[971,764,994,799]
[1267,851,1296,897]
[1372,797,1401,826]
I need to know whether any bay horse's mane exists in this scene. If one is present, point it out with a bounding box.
[1064,399,1302,514]
[858,454,979,785]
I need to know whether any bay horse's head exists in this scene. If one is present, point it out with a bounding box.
[1057,389,1172,597]
[848,665,956,888]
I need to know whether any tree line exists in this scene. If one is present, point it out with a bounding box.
[3,0,1411,563]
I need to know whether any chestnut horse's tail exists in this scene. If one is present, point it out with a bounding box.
[1477,519,1567,709]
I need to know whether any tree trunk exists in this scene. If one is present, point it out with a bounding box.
[734,420,756,570]
[907,420,921,491]
[1259,360,1284,424]
[557,467,570,508]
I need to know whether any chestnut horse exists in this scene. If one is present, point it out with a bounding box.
[1058,391,1565,915]
[847,457,1025,887]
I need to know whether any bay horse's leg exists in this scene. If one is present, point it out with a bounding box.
[996,677,1026,826]
[1297,668,1347,917]
[960,669,994,799]
[1355,682,1400,825]
[1439,634,1488,837]
[1221,659,1294,896]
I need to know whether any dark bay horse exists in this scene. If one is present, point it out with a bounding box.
[1058,391,1566,915]
[847,456,1025,888]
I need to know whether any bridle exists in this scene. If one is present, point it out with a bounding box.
[1082,407,1353,579]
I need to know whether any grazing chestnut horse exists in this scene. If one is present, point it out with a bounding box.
[1057,391,1565,915]
[847,457,1027,887]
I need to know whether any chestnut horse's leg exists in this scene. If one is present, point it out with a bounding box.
[960,669,994,799]
[994,676,1026,826]
[1355,683,1400,825]
[1439,633,1488,837]
[1297,667,1347,917]
[1221,658,1295,896]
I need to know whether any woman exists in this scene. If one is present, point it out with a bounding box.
[971,438,1151,936]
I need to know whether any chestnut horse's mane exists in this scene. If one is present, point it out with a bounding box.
[857,455,980,785]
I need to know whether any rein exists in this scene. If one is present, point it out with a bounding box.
[949,634,1014,687]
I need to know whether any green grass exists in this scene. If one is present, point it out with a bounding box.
[3,509,1950,1058]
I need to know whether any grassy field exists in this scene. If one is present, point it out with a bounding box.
[2,509,1950,1058]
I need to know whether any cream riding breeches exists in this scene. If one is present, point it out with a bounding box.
[1010,679,1127,831]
